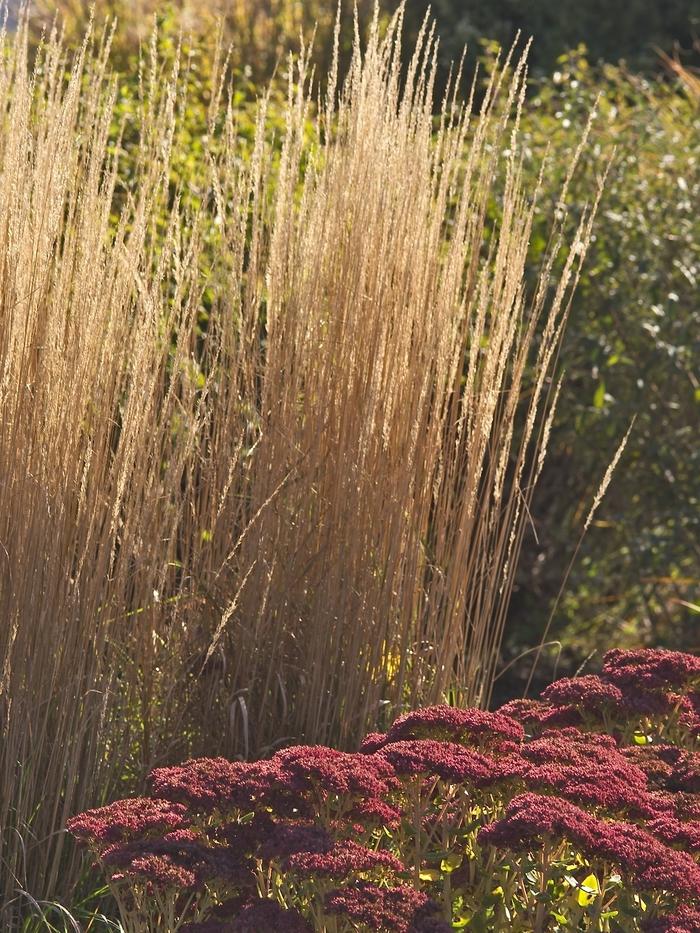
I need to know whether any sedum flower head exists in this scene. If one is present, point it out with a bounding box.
[479,792,700,897]
[287,839,405,877]
[102,837,253,890]
[271,745,397,800]
[379,705,523,748]
[497,698,583,730]
[378,739,496,784]
[602,648,700,691]
[181,898,312,932]
[66,797,190,845]
[541,674,624,711]
[646,814,700,852]
[148,758,253,812]
[642,905,700,933]
[324,881,447,933]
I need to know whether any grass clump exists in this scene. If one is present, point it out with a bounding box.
[1,5,596,917]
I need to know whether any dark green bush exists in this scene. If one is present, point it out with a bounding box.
[505,50,700,678]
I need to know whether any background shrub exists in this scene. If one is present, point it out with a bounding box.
[504,49,700,683]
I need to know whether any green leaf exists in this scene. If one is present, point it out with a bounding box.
[577,872,600,906]
[441,854,463,873]
[593,381,606,409]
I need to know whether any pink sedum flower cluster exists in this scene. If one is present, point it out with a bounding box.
[68,648,700,932]
[323,882,450,933]
[478,792,700,897]
[66,797,191,843]
[602,648,700,690]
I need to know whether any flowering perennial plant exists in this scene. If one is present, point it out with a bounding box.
[68,649,700,931]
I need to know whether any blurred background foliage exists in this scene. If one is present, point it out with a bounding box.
[27,0,700,688]
[405,0,699,80]
[30,0,699,80]
[503,49,700,693]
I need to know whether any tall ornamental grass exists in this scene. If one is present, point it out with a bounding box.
[0,6,598,913]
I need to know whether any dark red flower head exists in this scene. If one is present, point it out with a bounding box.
[519,728,621,766]
[518,728,659,815]
[360,732,388,753]
[324,881,444,933]
[379,705,523,749]
[646,814,700,852]
[148,758,251,812]
[102,837,253,890]
[678,691,700,735]
[258,820,333,863]
[270,745,397,800]
[230,899,312,932]
[642,905,700,933]
[541,675,623,711]
[378,739,495,784]
[348,797,403,828]
[497,698,583,730]
[287,839,405,877]
[602,648,700,691]
[182,898,312,932]
[111,853,199,889]
[479,792,700,897]
[66,797,190,845]
[625,744,700,794]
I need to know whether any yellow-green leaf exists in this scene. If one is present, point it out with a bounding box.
[593,381,606,409]
[578,873,600,907]
[419,869,441,882]
[441,854,463,873]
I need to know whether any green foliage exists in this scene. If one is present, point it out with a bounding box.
[506,49,700,673]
